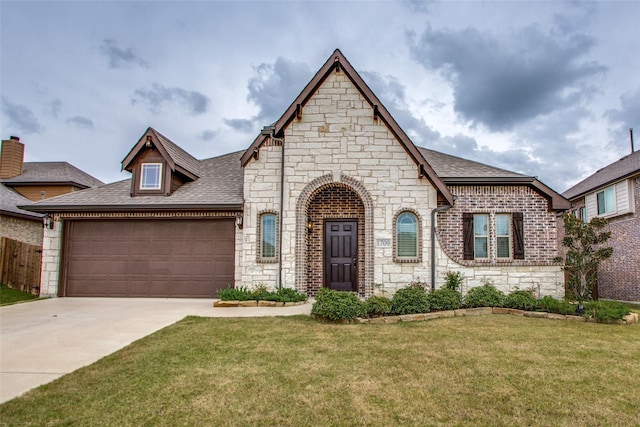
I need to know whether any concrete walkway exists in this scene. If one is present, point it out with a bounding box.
[0,297,312,403]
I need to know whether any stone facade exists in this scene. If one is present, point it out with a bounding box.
[0,215,43,246]
[39,215,63,297]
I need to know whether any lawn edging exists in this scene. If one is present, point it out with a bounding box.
[213,300,308,308]
[351,307,639,325]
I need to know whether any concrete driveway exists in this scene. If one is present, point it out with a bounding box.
[0,297,311,403]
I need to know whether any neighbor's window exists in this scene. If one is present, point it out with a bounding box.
[596,186,615,215]
[580,207,587,223]
[260,213,277,260]
[474,214,488,258]
[140,163,162,190]
[396,212,417,258]
[495,214,511,259]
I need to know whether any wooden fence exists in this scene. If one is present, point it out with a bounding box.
[0,237,42,294]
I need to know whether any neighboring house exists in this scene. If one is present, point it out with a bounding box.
[25,50,570,299]
[562,150,640,302]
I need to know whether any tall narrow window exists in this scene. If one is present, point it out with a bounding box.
[496,214,511,258]
[473,214,488,258]
[140,163,162,190]
[396,212,417,258]
[260,213,277,260]
[596,186,615,215]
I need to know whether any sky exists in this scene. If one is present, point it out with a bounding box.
[1,1,639,193]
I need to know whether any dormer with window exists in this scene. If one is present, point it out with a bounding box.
[121,128,200,197]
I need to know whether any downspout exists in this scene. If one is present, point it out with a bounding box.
[431,204,452,291]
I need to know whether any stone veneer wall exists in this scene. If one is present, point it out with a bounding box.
[0,215,43,246]
[240,70,437,296]
[435,185,564,297]
[39,215,62,297]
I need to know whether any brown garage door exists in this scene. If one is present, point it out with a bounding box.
[62,219,235,297]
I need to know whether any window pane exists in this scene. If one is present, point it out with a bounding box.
[497,237,510,258]
[474,215,487,236]
[597,191,605,214]
[261,214,276,258]
[141,164,161,189]
[604,187,614,213]
[397,213,417,257]
[496,214,510,236]
[475,237,488,258]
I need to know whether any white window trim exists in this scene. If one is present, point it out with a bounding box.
[140,163,163,190]
[257,211,278,263]
[495,213,512,260]
[596,185,616,216]
[473,214,489,259]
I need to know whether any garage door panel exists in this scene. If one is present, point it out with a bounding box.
[63,219,235,297]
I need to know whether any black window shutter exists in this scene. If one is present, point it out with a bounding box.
[513,212,524,259]
[463,213,474,260]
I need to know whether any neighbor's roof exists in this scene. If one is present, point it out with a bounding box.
[563,150,640,200]
[0,185,43,220]
[0,162,104,188]
[23,151,244,213]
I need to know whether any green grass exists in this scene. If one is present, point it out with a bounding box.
[1,315,639,426]
[0,284,39,306]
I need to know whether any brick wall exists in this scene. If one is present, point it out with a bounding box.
[0,215,43,246]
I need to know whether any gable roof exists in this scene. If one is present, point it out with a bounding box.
[0,185,43,220]
[563,150,640,200]
[420,148,571,210]
[121,127,200,179]
[0,161,104,188]
[241,49,455,205]
[23,151,243,213]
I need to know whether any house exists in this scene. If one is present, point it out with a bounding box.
[1,136,104,292]
[25,50,570,299]
[562,149,640,302]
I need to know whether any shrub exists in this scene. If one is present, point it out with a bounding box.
[275,287,308,303]
[443,271,465,291]
[583,300,630,322]
[463,282,505,308]
[504,289,538,311]
[218,286,253,301]
[364,296,392,317]
[538,296,577,315]
[251,283,270,300]
[311,288,366,321]
[427,288,462,311]
[391,285,430,315]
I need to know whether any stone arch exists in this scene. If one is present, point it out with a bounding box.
[295,173,374,296]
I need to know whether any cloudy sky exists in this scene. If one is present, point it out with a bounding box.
[1,1,638,193]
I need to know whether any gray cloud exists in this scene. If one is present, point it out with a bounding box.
[1,97,44,133]
[131,83,210,115]
[66,116,94,129]
[47,99,62,117]
[100,38,149,69]
[223,118,254,133]
[605,87,640,151]
[408,25,606,131]
[247,57,313,123]
[199,130,217,141]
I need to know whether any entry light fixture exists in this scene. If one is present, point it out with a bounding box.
[43,214,54,230]
[235,212,243,229]
[306,216,313,233]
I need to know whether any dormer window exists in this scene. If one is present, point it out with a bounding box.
[140,163,162,190]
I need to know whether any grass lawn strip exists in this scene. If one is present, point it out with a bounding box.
[1,315,638,426]
[0,285,39,306]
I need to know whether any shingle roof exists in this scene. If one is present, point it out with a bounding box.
[563,150,640,200]
[419,148,529,180]
[0,185,43,220]
[150,128,200,177]
[0,162,104,188]
[24,151,244,212]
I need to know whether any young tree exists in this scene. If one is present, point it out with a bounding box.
[556,213,613,307]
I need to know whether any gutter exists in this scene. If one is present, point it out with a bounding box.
[19,203,244,213]
[431,204,453,291]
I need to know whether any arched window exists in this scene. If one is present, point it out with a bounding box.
[396,211,418,260]
[259,212,277,262]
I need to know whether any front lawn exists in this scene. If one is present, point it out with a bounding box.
[0,284,39,306]
[1,315,638,426]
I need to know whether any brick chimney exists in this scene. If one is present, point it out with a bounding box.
[0,136,25,178]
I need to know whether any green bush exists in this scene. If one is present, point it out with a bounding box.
[218,286,253,301]
[275,287,308,302]
[538,296,577,315]
[584,300,630,322]
[504,289,538,311]
[391,285,430,315]
[443,271,465,291]
[364,296,392,317]
[311,288,366,321]
[463,283,505,308]
[427,288,462,311]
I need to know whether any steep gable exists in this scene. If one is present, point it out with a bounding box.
[241,49,454,205]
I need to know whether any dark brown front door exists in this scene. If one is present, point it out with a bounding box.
[324,220,357,292]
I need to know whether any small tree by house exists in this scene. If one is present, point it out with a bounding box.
[556,213,613,307]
